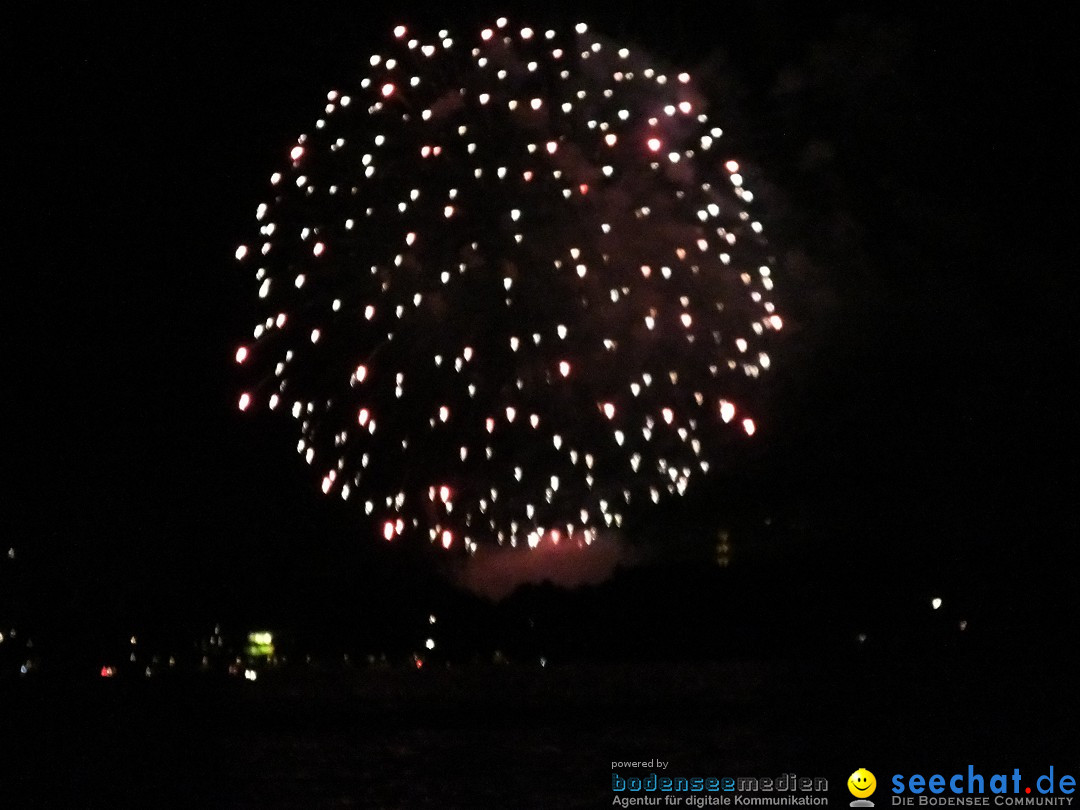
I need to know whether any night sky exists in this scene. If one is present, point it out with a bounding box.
[9,2,1076,659]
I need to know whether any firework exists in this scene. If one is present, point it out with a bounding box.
[235,19,781,553]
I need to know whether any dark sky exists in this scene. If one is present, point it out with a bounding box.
[8,2,1075,643]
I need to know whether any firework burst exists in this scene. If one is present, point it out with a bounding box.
[235,19,781,554]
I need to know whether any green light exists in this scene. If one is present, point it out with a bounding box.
[245,630,275,659]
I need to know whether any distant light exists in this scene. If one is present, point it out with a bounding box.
[742,418,756,436]
[931,597,943,610]
[647,137,662,152]
[290,146,304,161]
[244,669,257,681]
[100,666,115,678]
[425,638,435,650]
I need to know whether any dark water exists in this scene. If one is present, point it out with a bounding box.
[5,656,1076,808]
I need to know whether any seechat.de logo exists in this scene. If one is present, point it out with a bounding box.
[850,769,878,808]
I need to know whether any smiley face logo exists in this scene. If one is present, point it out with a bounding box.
[848,769,877,799]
